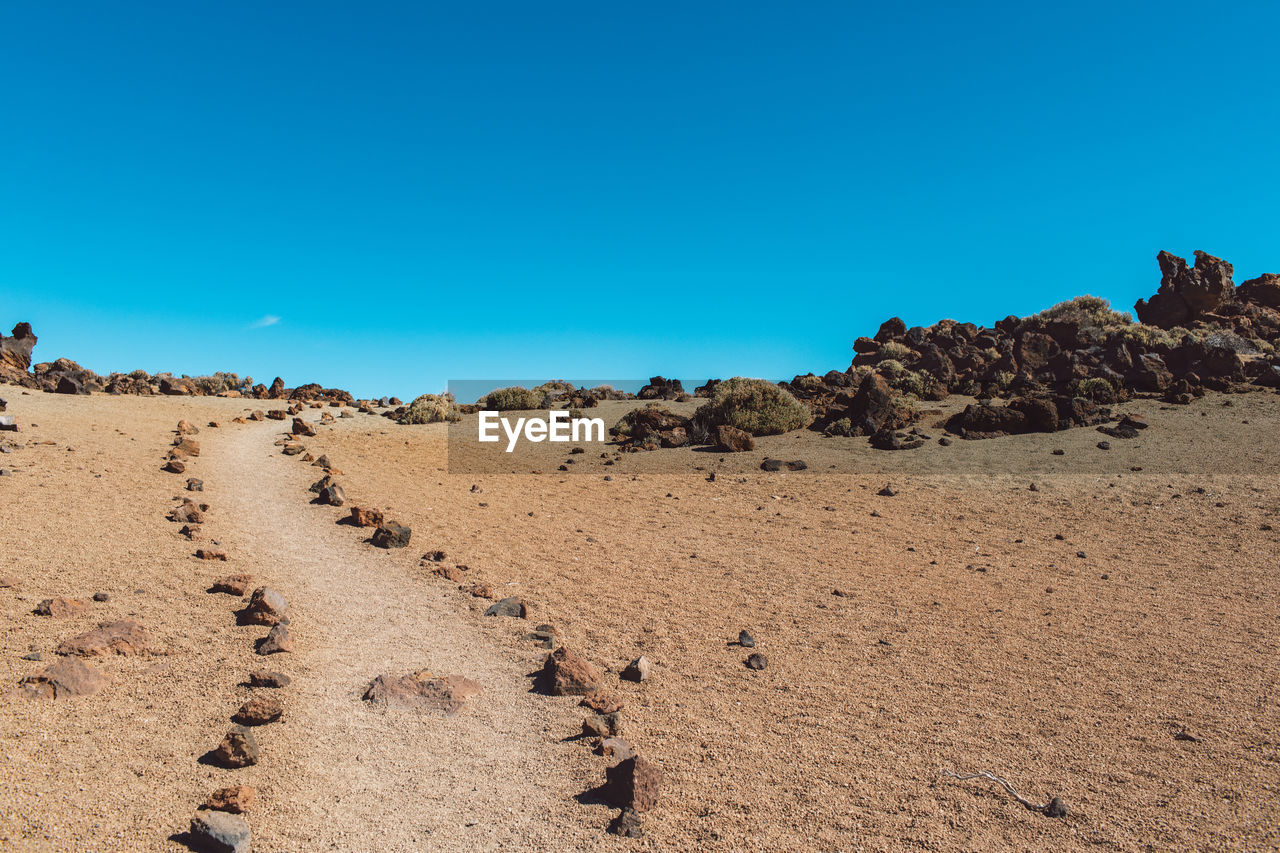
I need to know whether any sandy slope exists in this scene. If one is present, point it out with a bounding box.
[2,384,1279,852]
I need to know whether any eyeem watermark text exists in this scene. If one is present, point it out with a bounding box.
[478,410,606,452]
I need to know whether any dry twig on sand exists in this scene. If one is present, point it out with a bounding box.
[940,768,1068,817]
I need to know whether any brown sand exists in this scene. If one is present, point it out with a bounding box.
[2,384,1278,851]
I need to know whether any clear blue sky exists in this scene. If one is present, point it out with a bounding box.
[2,2,1278,399]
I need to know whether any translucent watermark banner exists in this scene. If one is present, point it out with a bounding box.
[441,379,1280,476]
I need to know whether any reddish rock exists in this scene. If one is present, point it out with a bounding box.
[362,671,482,715]
[210,575,252,596]
[172,437,200,457]
[232,696,283,726]
[196,548,228,561]
[57,621,160,657]
[715,424,754,452]
[176,420,199,435]
[15,657,108,699]
[203,784,256,814]
[35,597,86,618]
[266,409,286,420]
[542,647,602,696]
[168,500,205,524]
[291,417,316,437]
[348,506,384,527]
[163,459,186,474]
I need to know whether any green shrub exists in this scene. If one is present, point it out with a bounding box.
[693,377,811,436]
[792,373,826,393]
[993,371,1016,393]
[477,386,543,411]
[878,359,906,379]
[824,417,855,437]
[399,392,461,424]
[1071,377,1117,402]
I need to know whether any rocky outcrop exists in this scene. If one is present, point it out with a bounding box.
[0,323,36,385]
[1136,251,1236,328]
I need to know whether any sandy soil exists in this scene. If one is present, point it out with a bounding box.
[3,384,1279,851]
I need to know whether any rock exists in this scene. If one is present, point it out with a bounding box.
[211,575,253,596]
[637,376,685,400]
[241,588,288,625]
[583,711,623,738]
[599,737,635,760]
[211,726,259,768]
[186,478,204,491]
[163,459,187,474]
[168,500,204,524]
[877,484,897,497]
[1045,797,1069,818]
[1239,272,1280,308]
[291,417,316,437]
[542,647,602,696]
[362,671,482,715]
[371,522,412,548]
[312,455,332,469]
[266,409,286,420]
[203,785,256,814]
[232,696,283,726]
[1135,250,1235,327]
[621,656,651,683]
[308,474,333,493]
[35,597,86,618]
[188,810,251,853]
[196,548,228,561]
[173,437,201,457]
[837,372,919,435]
[55,374,84,395]
[738,630,755,648]
[177,420,199,435]
[0,576,18,588]
[745,653,768,670]
[0,322,37,385]
[484,597,527,618]
[870,428,923,450]
[15,658,107,699]
[57,621,159,656]
[256,624,293,655]
[760,458,807,472]
[0,415,16,432]
[248,670,291,688]
[1097,440,1111,450]
[318,484,346,506]
[158,376,197,396]
[605,755,663,812]
[348,507,385,527]
[281,443,305,456]
[609,807,644,838]
[714,424,754,452]
[180,524,202,540]
[92,592,109,602]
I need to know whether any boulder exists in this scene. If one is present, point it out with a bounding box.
[1135,250,1235,327]
[621,656,651,682]
[1239,272,1280,308]
[158,376,197,395]
[0,322,37,384]
[837,373,917,436]
[318,484,345,506]
[291,417,316,437]
[248,671,291,688]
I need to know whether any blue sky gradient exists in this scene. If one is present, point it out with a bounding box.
[2,2,1278,398]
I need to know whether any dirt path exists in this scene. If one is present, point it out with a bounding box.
[194,422,611,851]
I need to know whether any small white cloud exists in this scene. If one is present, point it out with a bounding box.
[249,315,281,329]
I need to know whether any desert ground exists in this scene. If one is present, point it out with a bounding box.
[2,385,1278,852]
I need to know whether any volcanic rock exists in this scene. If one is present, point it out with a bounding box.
[56,621,159,656]
[542,647,602,696]
[362,671,482,715]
